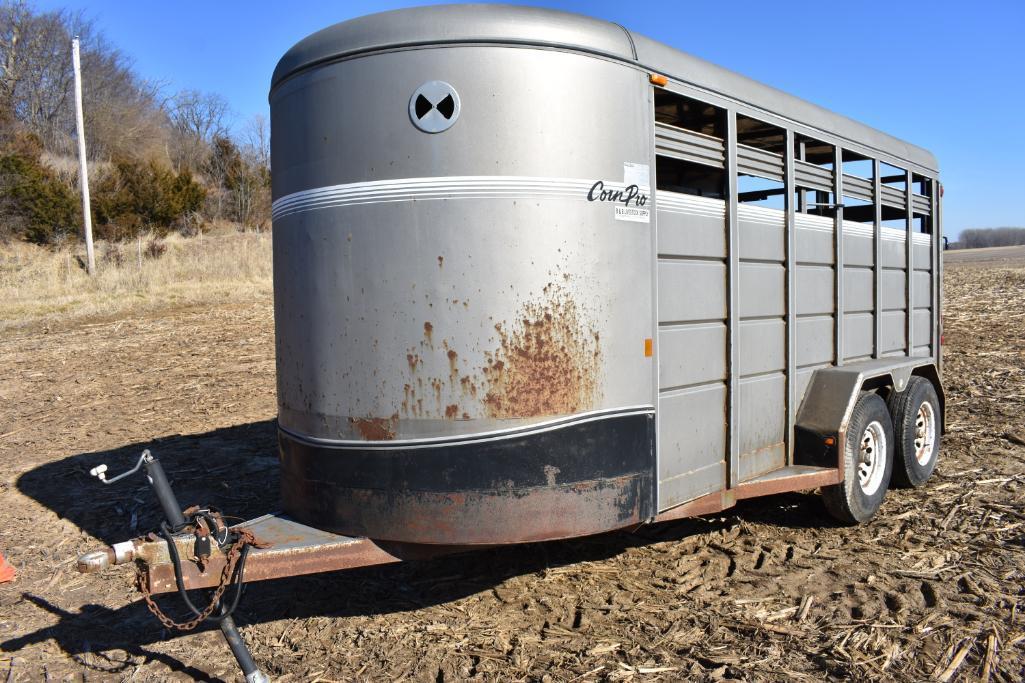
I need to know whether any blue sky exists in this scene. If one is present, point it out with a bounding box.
[34,0,1025,238]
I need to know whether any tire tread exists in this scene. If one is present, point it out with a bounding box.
[822,392,893,525]
[887,376,940,488]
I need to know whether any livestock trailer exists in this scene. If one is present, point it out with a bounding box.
[79,5,943,679]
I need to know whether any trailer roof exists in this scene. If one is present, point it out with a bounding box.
[272,4,938,173]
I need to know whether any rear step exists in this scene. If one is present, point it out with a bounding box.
[736,465,841,499]
[655,465,840,522]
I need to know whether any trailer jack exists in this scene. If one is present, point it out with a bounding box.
[84,451,270,683]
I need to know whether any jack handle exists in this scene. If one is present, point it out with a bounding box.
[90,449,187,530]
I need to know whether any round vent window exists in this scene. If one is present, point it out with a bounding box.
[409,81,461,133]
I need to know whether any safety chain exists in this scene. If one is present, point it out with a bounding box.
[137,527,262,632]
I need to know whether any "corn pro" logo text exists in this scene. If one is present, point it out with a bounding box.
[586,181,650,223]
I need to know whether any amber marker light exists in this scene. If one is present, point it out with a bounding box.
[649,73,668,86]
[824,437,836,447]
[644,338,653,357]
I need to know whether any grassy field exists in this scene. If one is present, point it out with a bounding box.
[0,231,272,331]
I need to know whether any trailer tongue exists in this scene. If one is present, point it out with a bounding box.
[77,449,479,682]
[77,508,456,594]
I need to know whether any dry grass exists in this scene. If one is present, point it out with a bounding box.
[0,231,272,331]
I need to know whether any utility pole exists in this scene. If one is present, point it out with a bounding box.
[71,36,95,275]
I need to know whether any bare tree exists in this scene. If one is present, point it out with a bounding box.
[0,1,30,119]
[960,227,1025,249]
[76,39,168,162]
[202,129,270,229]
[0,2,167,161]
[239,114,271,228]
[168,89,229,141]
[240,113,269,172]
[0,3,77,149]
[166,89,230,172]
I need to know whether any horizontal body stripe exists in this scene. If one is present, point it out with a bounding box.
[656,191,725,218]
[272,175,650,220]
[738,203,783,227]
[281,405,657,451]
[274,176,936,247]
[795,213,834,233]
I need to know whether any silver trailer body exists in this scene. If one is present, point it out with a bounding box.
[270,5,942,544]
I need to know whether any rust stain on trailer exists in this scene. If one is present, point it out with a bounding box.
[482,286,601,418]
[459,375,478,399]
[399,325,488,419]
[350,414,397,441]
[447,348,459,373]
[406,352,421,372]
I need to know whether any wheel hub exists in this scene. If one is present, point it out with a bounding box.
[857,420,887,496]
[914,401,936,466]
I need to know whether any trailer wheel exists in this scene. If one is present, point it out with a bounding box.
[822,393,894,524]
[886,376,941,488]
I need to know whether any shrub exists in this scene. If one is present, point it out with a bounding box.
[144,238,167,259]
[0,152,206,245]
[173,210,205,238]
[92,160,206,241]
[0,154,80,244]
[101,242,126,267]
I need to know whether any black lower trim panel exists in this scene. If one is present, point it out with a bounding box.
[279,412,655,544]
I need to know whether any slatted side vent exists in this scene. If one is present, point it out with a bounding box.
[842,173,874,202]
[736,143,783,182]
[912,194,932,216]
[879,184,906,209]
[794,159,833,193]
[655,122,725,169]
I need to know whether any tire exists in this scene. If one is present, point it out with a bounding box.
[822,392,894,524]
[886,376,941,488]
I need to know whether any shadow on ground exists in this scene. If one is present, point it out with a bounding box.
[17,420,281,546]
[8,421,835,674]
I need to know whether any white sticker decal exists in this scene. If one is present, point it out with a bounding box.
[623,162,650,188]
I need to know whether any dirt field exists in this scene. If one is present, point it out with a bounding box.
[945,245,1025,265]
[1,252,1023,682]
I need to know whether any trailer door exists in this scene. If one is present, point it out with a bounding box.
[651,88,730,509]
